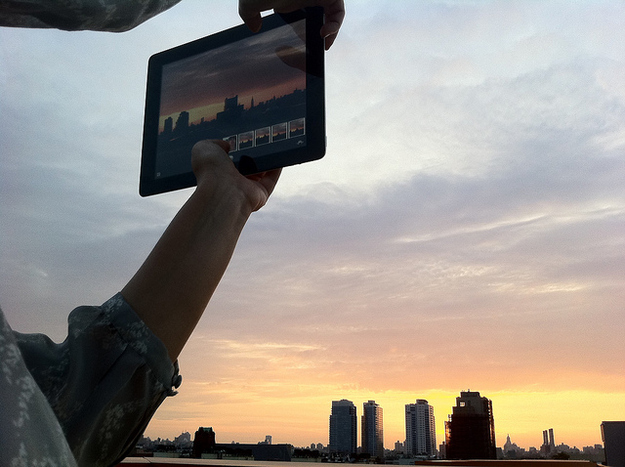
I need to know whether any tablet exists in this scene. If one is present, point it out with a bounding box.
[139,7,325,196]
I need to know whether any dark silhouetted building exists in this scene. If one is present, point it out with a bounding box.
[174,110,189,133]
[362,400,384,459]
[406,399,437,457]
[602,421,625,467]
[216,95,244,123]
[329,399,357,456]
[193,426,291,461]
[541,428,556,455]
[193,427,216,458]
[445,391,496,460]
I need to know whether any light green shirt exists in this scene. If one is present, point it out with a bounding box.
[0,294,181,466]
[0,0,181,31]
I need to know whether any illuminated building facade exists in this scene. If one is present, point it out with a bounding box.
[362,400,384,459]
[405,399,437,457]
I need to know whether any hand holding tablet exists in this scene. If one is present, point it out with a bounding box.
[140,8,326,196]
[238,0,345,49]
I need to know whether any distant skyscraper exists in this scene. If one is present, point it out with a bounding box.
[405,399,437,457]
[394,440,405,454]
[329,399,357,456]
[444,390,496,460]
[541,428,556,455]
[362,400,384,459]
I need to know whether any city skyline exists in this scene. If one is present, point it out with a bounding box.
[133,427,606,466]
[1,0,623,454]
[144,394,607,453]
[136,388,612,451]
[158,19,306,120]
[139,417,606,456]
[158,89,305,134]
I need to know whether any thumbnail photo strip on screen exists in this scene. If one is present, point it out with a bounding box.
[224,117,306,155]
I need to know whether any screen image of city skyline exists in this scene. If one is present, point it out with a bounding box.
[158,19,307,121]
[1,0,623,454]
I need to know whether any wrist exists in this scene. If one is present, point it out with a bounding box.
[193,175,254,226]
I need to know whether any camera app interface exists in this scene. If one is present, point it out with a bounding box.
[155,19,307,178]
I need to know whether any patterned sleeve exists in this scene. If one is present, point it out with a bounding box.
[0,0,182,31]
[14,293,182,466]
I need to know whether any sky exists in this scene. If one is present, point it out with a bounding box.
[1,0,624,452]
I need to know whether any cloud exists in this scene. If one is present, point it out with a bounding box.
[198,152,624,394]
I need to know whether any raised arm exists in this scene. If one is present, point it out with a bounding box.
[121,140,280,361]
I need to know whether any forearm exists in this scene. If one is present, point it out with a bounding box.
[121,181,253,361]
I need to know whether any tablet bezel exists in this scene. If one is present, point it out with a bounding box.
[139,8,325,196]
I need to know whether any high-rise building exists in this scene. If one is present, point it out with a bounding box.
[444,390,496,460]
[362,400,384,459]
[192,426,216,458]
[405,399,437,457]
[602,421,625,467]
[329,399,357,456]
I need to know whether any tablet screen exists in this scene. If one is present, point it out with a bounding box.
[140,8,325,196]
